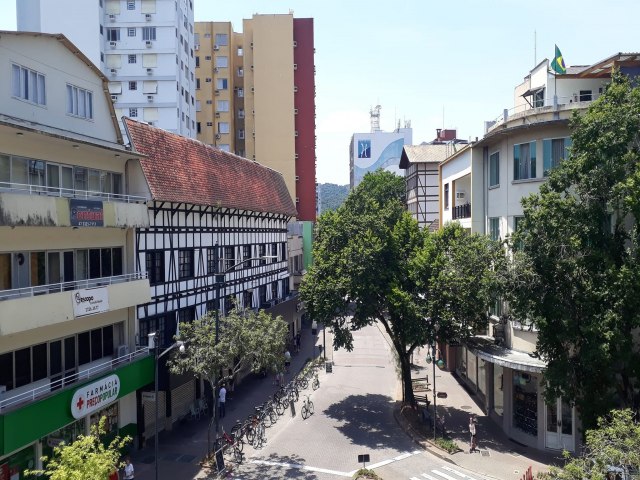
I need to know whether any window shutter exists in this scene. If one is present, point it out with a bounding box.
[141,0,156,13]
[529,141,536,178]
[513,144,520,180]
[142,54,157,68]
[106,55,122,68]
[542,139,552,176]
[105,0,120,14]
[143,107,159,121]
[142,81,158,93]
[108,82,123,94]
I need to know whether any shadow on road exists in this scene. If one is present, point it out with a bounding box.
[323,393,411,450]
[234,452,321,479]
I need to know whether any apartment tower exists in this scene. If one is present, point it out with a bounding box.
[195,14,317,221]
[17,0,196,140]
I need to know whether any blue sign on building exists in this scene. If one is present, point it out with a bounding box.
[357,140,371,159]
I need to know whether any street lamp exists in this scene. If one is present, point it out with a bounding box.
[148,332,185,480]
[211,248,278,442]
[426,341,445,440]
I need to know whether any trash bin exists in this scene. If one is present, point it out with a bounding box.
[325,361,333,373]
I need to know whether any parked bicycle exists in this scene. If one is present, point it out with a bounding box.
[214,426,243,464]
[311,372,320,390]
[301,394,314,420]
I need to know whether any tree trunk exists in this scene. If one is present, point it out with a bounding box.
[399,350,415,406]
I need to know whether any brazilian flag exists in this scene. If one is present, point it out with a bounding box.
[551,45,566,74]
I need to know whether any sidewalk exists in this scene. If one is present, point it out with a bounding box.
[130,325,323,480]
[396,345,563,480]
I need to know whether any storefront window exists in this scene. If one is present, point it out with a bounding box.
[456,347,467,379]
[0,445,36,480]
[467,351,477,389]
[513,371,538,436]
[478,358,487,397]
[43,419,86,463]
[493,364,504,416]
[90,402,119,436]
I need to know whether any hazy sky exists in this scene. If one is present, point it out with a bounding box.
[2,0,639,185]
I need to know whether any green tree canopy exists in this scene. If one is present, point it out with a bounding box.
[27,417,130,480]
[509,72,640,429]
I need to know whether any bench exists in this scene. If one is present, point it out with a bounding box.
[412,376,430,392]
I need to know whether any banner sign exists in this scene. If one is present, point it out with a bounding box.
[70,199,104,227]
[72,287,109,318]
[71,374,120,419]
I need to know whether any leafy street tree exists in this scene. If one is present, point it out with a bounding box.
[26,417,130,480]
[301,170,504,404]
[541,409,640,480]
[510,72,640,429]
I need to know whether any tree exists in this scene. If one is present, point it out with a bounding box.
[509,72,640,429]
[301,170,504,404]
[541,409,640,480]
[168,307,288,394]
[26,417,130,480]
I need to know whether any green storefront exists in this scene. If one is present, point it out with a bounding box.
[0,355,153,478]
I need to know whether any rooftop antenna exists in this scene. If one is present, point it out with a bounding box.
[370,105,381,133]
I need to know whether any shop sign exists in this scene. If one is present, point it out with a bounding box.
[72,286,109,318]
[71,374,120,419]
[70,199,104,227]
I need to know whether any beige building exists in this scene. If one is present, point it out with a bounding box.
[195,14,317,222]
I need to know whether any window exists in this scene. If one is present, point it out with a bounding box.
[129,108,138,118]
[218,122,229,134]
[444,183,449,209]
[579,90,592,101]
[514,216,525,250]
[216,78,228,90]
[178,249,194,279]
[258,244,266,265]
[207,247,217,274]
[127,0,135,9]
[215,56,228,68]
[195,56,200,68]
[205,78,211,83]
[145,250,164,285]
[513,142,536,180]
[127,54,137,64]
[196,122,201,134]
[271,243,278,263]
[489,217,500,241]
[533,89,544,108]
[224,246,235,271]
[489,151,499,187]
[205,55,211,61]
[129,81,137,90]
[258,285,267,307]
[106,28,120,41]
[206,122,213,127]
[11,64,46,105]
[238,129,245,140]
[218,144,230,152]
[178,307,195,323]
[237,88,243,98]
[214,33,228,46]
[204,33,211,38]
[196,78,200,89]
[128,27,136,37]
[543,138,571,176]
[140,315,166,347]
[242,245,251,263]
[271,282,278,301]
[238,109,245,119]
[237,67,243,77]
[142,27,156,41]
[65,84,93,120]
[237,46,243,57]
[280,242,287,262]
[217,100,229,112]
[243,290,253,309]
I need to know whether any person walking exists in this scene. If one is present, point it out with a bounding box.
[123,456,134,480]
[284,350,291,373]
[219,384,227,419]
[469,416,477,453]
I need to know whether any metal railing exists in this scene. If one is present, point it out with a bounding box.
[0,182,147,203]
[453,203,471,220]
[0,272,148,301]
[0,348,150,411]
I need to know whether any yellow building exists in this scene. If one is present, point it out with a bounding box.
[195,14,317,222]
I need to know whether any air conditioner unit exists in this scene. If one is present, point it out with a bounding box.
[145,13,152,21]
[456,191,466,200]
[109,14,116,21]
[109,41,117,48]
[213,44,220,51]
[214,89,220,95]
[111,94,118,101]
[194,45,199,50]
[148,121,155,126]
[147,95,154,102]
[146,67,153,74]
[110,68,118,75]
[215,112,220,117]
[214,67,219,73]
[145,40,152,48]
[116,344,129,357]
[215,133,221,139]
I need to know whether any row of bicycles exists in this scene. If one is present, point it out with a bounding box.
[212,357,325,466]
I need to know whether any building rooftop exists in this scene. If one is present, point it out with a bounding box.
[124,118,297,217]
[399,144,456,169]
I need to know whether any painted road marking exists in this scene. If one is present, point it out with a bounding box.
[441,465,481,479]
[250,459,351,477]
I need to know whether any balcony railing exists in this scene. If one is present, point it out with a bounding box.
[0,272,148,301]
[453,203,471,220]
[0,182,147,203]
[0,347,149,412]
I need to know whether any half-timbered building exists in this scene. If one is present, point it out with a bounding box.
[123,118,298,436]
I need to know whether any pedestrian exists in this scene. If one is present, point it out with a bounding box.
[469,416,477,453]
[123,456,134,480]
[278,370,284,386]
[284,350,291,373]
[295,332,301,353]
[219,384,227,419]
[227,368,235,400]
[109,468,119,480]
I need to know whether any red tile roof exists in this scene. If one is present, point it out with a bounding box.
[124,118,297,217]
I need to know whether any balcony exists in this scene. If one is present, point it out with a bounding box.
[0,273,151,336]
[452,203,471,220]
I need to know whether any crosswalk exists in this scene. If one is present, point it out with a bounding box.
[410,465,485,480]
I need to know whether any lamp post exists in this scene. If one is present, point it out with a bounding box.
[211,249,278,442]
[148,332,185,480]
[426,341,445,440]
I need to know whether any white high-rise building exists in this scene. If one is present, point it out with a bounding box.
[18,0,196,140]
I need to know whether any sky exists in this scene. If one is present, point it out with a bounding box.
[2,0,640,185]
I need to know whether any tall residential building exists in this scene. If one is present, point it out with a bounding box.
[195,14,317,221]
[0,31,151,475]
[17,0,196,139]
[349,106,413,189]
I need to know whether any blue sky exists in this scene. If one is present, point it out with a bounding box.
[2,0,639,184]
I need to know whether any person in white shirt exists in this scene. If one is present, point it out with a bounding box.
[123,456,134,479]
[219,384,227,419]
[284,350,291,373]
